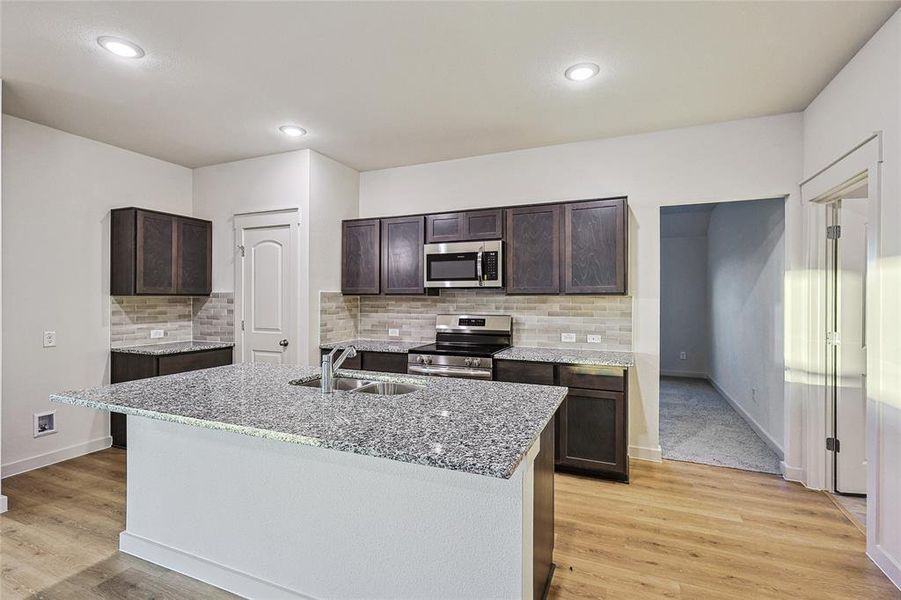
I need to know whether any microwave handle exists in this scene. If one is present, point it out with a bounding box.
[476,248,483,286]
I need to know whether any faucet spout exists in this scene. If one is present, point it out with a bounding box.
[321,345,357,394]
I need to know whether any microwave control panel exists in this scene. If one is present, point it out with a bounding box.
[482,251,499,281]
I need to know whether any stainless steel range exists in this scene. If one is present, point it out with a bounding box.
[407,314,512,380]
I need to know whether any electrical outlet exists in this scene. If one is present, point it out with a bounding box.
[679,351,687,360]
[43,331,57,348]
[388,328,400,337]
[150,329,165,339]
[561,333,577,343]
[587,335,602,344]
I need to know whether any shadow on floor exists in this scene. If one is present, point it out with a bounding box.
[659,377,781,474]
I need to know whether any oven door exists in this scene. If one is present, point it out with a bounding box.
[407,364,493,380]
[424,241,502,288]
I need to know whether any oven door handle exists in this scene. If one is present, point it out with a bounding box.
[476,248,483,286]
[408,365,493,379]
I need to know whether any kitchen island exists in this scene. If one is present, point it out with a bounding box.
[51,363,566,599]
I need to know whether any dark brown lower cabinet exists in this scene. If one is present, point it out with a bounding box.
[110,347,233,448]
[494,359,629,482]
[319,349,407,374]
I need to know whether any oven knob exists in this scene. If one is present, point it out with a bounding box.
[416,355,426,364]
[464,358,473,367]
[470,358,481,367]
[425,356,433,365]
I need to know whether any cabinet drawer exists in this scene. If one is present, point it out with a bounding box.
[558,365,625,392]
[494,360,555,385]
[361,351,408,374]
[158,348,233,376]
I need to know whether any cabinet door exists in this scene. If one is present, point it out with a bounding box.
[381,216,425,295]
[506,205,561,294]
[361,351,408,374]
[176,218,212,295]
[425,213,465,243]
[563,198,627,294]
[136,210,177,294]
[342,219,381,294]
[558,388,628,479]
[464,209,504,240]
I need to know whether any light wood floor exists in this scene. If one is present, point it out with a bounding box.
[1,449,897,599]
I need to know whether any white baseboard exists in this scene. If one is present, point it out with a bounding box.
[629,444,662,462]
[660,369,708,379]
[1,436,113,479]
[120,531,315,599]
[707,377,784,460]
[781,461,804,482]
[0,494,7,514]
[869,543,901,591]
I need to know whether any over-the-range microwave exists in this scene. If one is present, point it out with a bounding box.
[423,240,503,288]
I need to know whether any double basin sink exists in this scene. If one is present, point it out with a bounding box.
[291,377,421,396]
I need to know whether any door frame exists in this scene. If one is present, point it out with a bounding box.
[233,208,302,365]
[800,133,882,556]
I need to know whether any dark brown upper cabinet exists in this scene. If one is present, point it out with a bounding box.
[381,216,426,294]
[505,204,561,294]
[341,219,381,294]
[111,208,212,296]
[425,209,504,243]
[563,198,627,294]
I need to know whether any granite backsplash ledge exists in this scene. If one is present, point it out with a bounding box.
[319,290,632,351]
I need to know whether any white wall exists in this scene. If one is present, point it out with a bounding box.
[802,8,901,586]
[707,198,785,454]
[0,115,193,478]
[0,83,5,512]
[192,149,358,366]
[660,217,709,377]
[360,113,803,460]
[307,152,360,363]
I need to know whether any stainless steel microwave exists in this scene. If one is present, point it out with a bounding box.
[424,240,503,288]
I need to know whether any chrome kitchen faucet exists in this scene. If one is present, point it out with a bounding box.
[321,345,357,393]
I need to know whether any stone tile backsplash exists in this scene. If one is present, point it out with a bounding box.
[192,292,236,342]
[111,292,236,348]
[319,290,632,351]
[110,297,193,348]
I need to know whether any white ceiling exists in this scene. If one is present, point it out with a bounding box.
[2,1,898,171]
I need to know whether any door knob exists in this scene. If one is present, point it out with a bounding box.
[279,339,289,347]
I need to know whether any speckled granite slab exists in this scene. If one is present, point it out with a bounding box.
[496,346,634,367]
[50,363,565,479]
[319,339,428,353]
[112,341,235,356]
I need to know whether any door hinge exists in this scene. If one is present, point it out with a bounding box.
[826,437,841,452]
[827,331,841,346]
[241,320,245,331]
[826,225,841,240]
[237,245,246,257]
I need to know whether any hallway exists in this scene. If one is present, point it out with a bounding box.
[660,376,782,474]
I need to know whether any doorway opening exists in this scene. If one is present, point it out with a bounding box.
[819,175,869,528]
[659,198,785,474]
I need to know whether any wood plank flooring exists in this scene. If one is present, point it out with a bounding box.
[1,449,897,599]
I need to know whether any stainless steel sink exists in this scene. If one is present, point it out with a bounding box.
[355,382,422,395]
[290,377,421,395]
[290,377,375,391]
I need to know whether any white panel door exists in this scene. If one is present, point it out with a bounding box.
[240,225,294,364]
[835,197,868,495]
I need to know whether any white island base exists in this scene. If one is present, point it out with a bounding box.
[120,418,555,599]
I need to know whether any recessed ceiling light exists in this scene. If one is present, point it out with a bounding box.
[97,36,145,59]
[564,63,600,82]
[279,125,307,137]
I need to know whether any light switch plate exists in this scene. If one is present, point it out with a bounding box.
[43,331,57,348]
[561,333,576,343]
[388,328,400,337]
[587,335,602,344]
[150,329,165,339]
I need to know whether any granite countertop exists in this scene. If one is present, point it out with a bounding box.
[319,339,428,354]
[495,346,634,368]
[111,341,235,356]
[50,363,566,479]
